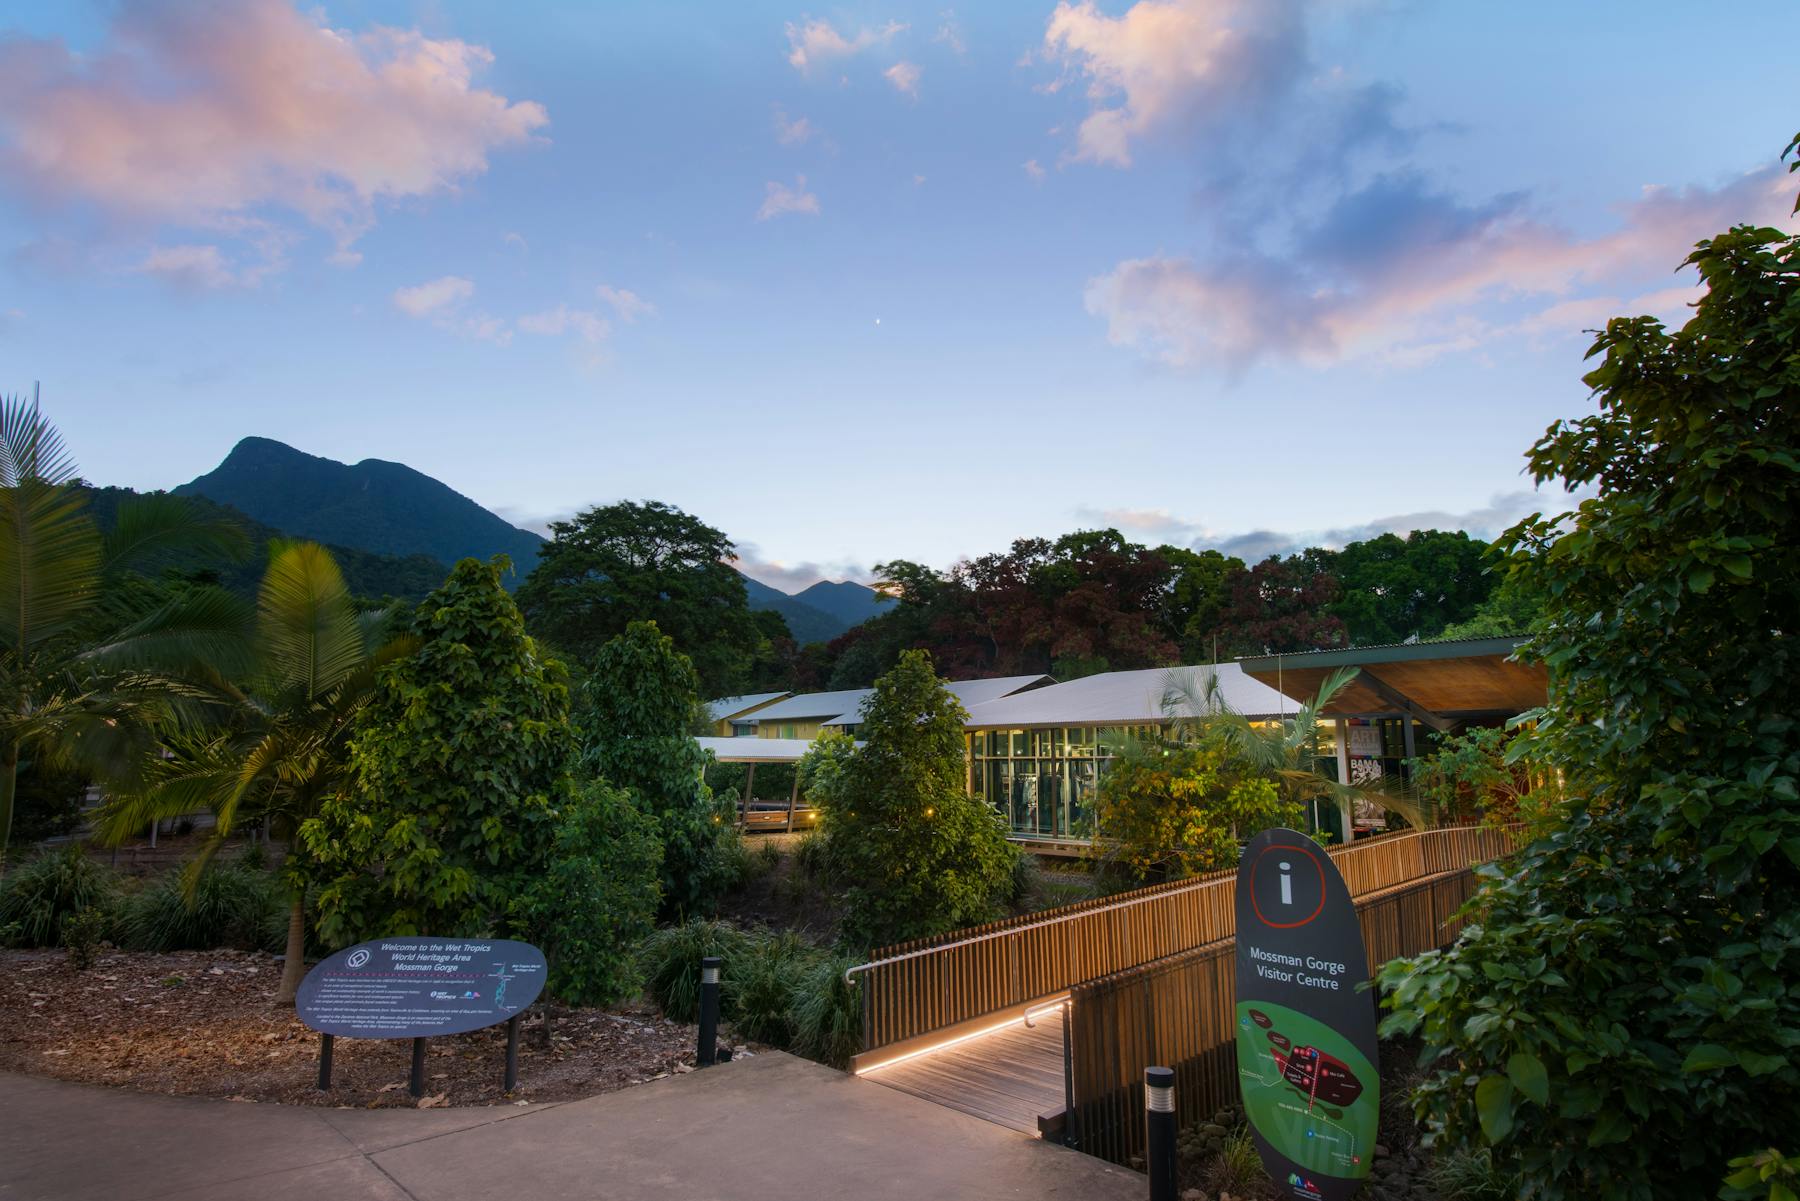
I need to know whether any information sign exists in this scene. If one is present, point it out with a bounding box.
[1234,829,1379,1201]
[296,937,547,1040]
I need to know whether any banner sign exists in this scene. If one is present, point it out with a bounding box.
[297,937,547,1040]
[1234,829,1379,1201]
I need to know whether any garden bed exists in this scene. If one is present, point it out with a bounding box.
[0,947,712,1108]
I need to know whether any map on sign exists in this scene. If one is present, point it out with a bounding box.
[296,937,547,1040]
[1235,1001,1378,1179]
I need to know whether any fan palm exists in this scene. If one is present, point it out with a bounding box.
[1159,664,1427,836]
[99,541,410,1002]
[0,396,246,870]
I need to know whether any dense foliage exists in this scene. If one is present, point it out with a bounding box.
[1092,736,1295,881]
[118,860,285,953]
[814,526,1499,689]
[1407,726,1558,830]
[577,620,734,917]
[822,651,1016,948]
[1378,146,1800,1201]
[519,780,662,1006]
[304,557,573,945]
[0,844,117,947]
[519,500,768,694]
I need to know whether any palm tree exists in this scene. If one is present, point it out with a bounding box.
[99,541,410,1003]
[1159,664,1426,837]
[0,396,246,870]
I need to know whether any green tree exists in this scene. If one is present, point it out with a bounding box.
[518,778,662,1006]
[1091,735,1294,881]
[1438,571,1544,639]
[826,650,1016,948]
[0,399,246,868]
[1159,546,1247,662]
[303,557,573,946]
[1377,139,1800,1201]
[101,541,406,1002]
[576,620,732,916]
[1327,530,1495,645]
[517,500,761,695]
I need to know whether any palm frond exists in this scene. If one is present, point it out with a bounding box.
[0,475,102,654]
[0,396,79,489]
[100,492,250,577]
[83,584,254,679]
[256,541,368,702]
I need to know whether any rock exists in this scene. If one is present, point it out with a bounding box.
[1182,1190,1206,1201]
[1374,1142,1391,1159]
[1200,1122,1229,1137]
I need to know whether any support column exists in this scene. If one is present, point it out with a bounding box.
[785,773,800,833]
[741,763,756,828]
[1334,717,1354,844]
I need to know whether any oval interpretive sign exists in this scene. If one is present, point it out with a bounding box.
[1234,828,1379,1201]
[296,937,547,1040]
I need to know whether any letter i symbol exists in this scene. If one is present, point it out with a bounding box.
[1279,861,1293,906]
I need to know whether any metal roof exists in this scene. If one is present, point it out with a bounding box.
[821,674,1054,728]
[747,687,875,724]
[705,692,792,723]
[961,663,1297,728]
[697,736,859,763]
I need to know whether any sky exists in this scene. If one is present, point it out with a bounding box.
[1,1,1794,592]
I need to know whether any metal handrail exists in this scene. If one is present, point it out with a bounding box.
[840,824,1513,986]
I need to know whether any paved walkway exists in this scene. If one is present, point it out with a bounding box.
[0,1053,1142,1201]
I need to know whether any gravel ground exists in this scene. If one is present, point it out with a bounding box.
[0,947,713,1109]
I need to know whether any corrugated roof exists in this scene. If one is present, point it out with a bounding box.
[821,674,1054,728]
[705,692,791,723]
[962,663,1297,728]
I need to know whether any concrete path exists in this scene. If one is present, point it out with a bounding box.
[0,1053,1143,1201]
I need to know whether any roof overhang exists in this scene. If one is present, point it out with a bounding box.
[1237,637,1545,727]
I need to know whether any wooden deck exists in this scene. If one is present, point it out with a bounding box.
[858,1007,1068,1136]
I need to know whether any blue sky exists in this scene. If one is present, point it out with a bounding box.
[1,0,1793,590]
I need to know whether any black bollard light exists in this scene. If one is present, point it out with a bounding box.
[1145,1066,1176,1201]
[697,956,721,1067]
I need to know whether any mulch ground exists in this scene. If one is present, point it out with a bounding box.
[0,947,715,1109]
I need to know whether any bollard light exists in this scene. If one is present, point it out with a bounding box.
[1145,1065,1176,1201]
[697,956,722,1068]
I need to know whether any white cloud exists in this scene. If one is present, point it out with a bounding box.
[884,61,922,97]
[731,542,878,592]
[517,305,609,344]
[502,230,528,252]
[785,18,905,72]
[137,244,259,291]
[1023,159,1047,182]
[757,175,821,221]
[934,13,968,55]
[0,0,547,265]
[393,275,475,317]
[596,285,655,322]
[1042,0,1304,168]
[773,106,815,145]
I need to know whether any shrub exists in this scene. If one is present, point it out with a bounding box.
[792,829,833,883]
[1203,1127,1267,1198]
[638,918,752,1023]
[789,951,863,1069]
[118,863,285,952]
[521,781,662,1007]
[0,845,118,948]
[727,931,813,1046]
[1426,1147,1523,1201]
[62,906,111,969]
[1006,850,1043,909]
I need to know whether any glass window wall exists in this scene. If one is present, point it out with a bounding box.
[967,725,1156,840]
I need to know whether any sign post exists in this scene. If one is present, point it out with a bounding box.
[297,936,548,1094]
[1234,829,1379,1201]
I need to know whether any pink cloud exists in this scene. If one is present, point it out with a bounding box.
[757,176,821,221]
[1086,166,1795,369]
[0,1,547,260]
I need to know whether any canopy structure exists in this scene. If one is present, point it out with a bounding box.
[1237,636,1546,732]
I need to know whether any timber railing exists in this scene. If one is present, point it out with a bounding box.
[1064,866,1489,1166]
[846,824,1519,1068]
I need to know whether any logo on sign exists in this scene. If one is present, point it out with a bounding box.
[346,949,371,969]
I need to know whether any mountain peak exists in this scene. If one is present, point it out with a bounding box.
[175,437,544,574]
